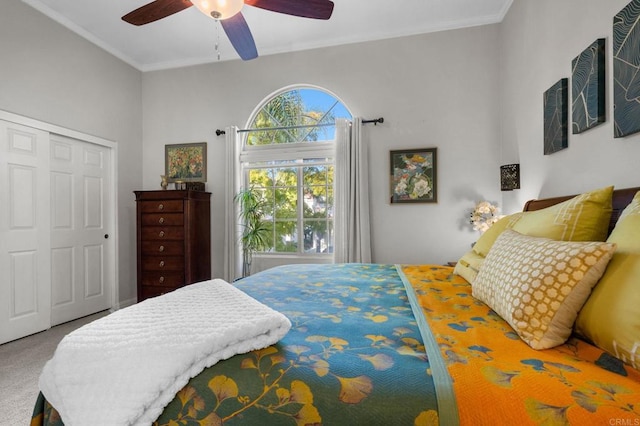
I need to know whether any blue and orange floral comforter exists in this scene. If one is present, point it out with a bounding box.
[31,263,640,425]
[32,264,440,426]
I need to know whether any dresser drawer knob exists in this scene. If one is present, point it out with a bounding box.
[159,260,165,267]
[159,230,165,237]
[159,245,165,252]
[158,217,165,224]
[158,203,164,210]
[159,276,165,283]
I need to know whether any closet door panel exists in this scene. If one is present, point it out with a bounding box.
[51,247,74,307]
[83,244,104,298]
[50,135,113,326]
[9,251,38,316]
[0,121,51,344]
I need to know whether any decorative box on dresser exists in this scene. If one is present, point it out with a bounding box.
[134,190,211,302]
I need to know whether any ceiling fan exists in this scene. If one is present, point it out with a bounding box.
[122,0,335,61]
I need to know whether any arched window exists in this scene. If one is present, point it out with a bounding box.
[245,87,351,145]
[240,85,351,259]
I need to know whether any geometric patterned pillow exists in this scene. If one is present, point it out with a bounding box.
[575,191,640,367]
[473,230,616,350]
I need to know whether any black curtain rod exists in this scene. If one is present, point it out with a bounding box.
[215,117,384,136]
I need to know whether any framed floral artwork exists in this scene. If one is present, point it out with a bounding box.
[390,148,437,203]
[165,142,207,183]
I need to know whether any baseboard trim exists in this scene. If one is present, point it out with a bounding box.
[112,297,137,311]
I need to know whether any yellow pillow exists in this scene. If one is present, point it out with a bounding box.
[512,186,613,242]
[472,212,524,257]
[575,191,640,367]
[453,251,485,284]
[473,230,616,350]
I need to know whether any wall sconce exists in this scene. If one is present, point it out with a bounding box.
[500,164,520,191]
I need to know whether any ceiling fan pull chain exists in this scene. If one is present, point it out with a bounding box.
[215,20,221,61]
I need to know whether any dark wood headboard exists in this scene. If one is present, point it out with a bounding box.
[523,187,640,237]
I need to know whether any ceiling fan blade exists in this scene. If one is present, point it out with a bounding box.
[122,0,193,26]
[245,0,334,20]
[221,13,258,61]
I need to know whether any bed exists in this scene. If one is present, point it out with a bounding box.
[31,186,640,425]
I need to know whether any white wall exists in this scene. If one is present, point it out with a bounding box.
[500,0,640,214]
[141,25,503,274]
[0,1,143,304]
[6,0,634,290]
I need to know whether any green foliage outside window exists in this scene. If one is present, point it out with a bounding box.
[246,89,338,145]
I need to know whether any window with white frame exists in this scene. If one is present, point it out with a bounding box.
[240,86,351,256]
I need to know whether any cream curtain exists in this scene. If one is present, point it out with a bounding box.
[224,126,242,282]
[334,118,372,263]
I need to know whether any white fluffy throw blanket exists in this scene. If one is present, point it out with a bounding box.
[39,279,292,426]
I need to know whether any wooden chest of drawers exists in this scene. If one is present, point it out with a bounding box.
[134,190,211,301]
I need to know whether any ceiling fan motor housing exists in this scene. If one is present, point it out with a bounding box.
[193,0,244,20]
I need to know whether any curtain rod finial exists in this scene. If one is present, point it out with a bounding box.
[363,117,384,125]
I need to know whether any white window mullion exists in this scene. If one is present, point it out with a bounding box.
[241,142,334,163]
[297,163,304,254]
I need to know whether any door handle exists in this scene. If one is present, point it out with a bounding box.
[104,234,109,239]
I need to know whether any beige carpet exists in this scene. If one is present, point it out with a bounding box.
[0,311,108,426]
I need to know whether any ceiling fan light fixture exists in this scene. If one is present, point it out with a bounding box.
[193,0,244,20]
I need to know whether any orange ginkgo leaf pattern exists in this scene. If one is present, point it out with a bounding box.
[401,264,640,426]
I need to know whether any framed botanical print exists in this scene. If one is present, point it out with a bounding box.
[390,148,437,203]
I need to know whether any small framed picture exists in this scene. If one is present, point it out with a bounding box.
[390,148,437,203]
[165,142,207,183]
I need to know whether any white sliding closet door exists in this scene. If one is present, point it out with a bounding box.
[0,113,116,344]
[50,135,113,326]
[0,121,52,344]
